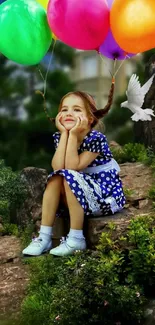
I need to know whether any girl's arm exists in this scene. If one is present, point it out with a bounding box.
[51,113,68,170]
[52,132,68,170]
[65,132,99,170]
[65,117,99,170]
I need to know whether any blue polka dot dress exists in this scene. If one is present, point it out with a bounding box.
[47,130,126,216]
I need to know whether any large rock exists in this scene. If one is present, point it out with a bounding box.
[16,167,48,226]
[86,162,153,247]
[120,162,153,205]
[16,163,154,248]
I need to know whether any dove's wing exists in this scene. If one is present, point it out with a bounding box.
[126,74,144,107]
[141,74,154,96]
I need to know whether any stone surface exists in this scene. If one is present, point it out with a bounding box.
[0,223,4,234]
[16,167,48,226]
[0,236,29,321]
[85,209,131,248]
[86,210,154,249]
[17,162,153,223]
[120,162,153,202]
[0,236,21,264]
[16,163,154,247]
[109,140,122,150]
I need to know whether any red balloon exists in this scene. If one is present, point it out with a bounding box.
[47,0,110,50]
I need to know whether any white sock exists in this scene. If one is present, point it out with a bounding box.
[68,229,84,239]
[39,225,53,242]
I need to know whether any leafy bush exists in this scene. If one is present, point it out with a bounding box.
[0,199,10,222]
[111,143,149,164]
[0,159,27,223]
[127,216,155,294]
[0,223,19,236]
[20,222,35,248]
[20,215,155,325]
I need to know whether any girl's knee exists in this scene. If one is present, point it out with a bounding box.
[63,178,69,190]
[46,175,63,188]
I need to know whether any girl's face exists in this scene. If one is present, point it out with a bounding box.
[60,94,91,130]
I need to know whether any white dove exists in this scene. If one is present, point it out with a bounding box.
[121,74,155,121]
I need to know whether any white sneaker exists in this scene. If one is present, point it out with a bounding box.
[22,237,52,256]
[49,236,86,256]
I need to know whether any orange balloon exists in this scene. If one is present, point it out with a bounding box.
[110,0,155,53]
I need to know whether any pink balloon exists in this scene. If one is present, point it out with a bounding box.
[47,0,110,50]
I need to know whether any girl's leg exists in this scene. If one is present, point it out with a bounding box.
[63,179,84,229]
[50,179,86,256]
[22,175,63,256]
[41,175,63,226]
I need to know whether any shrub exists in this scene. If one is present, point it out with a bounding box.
[111,143,149,164]
[0,159,27,223]
[0,223,19,236]
[20,215,155,325]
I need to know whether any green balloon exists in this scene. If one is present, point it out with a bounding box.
[0,0,52,65]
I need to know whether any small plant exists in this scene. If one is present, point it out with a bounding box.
[20,215,155,325]
[123,187,134,198]
[0,159,27,224]
[0,199,10,222]
[127,215,155,292]
[20,222,35,248]
[0,223,19,236]
[111,143,149,164]
[149,185,155,201]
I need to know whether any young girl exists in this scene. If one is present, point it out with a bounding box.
[23,89,126,257]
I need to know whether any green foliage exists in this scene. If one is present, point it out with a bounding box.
[126,216,155,297]
[0,223,19,236]
[20,222,35,248]
[0,159,26,223]
[104,92,134,145]
[111,142,148,164]
[0,319,17,325]
[0,45,75,171]
[149,186,155,200]
[123,187,134,198]
[20,215,155,325]
[148,185,155,212]
[0,200,9,222]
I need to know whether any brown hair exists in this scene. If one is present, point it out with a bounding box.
[40,78,115,127]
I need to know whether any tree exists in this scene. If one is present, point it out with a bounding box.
[133,51,155,151]
[104,93,133,145]
[0,43,75,171]
[104,50,155,146]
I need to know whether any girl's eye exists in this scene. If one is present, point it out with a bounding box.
[61,109,67,112]
[74,108,81,112]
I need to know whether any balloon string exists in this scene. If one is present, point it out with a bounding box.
[99,53,113,78]
[99,53,132,78]
[113,58,117,76]
[37,39,57,97]
[113,55,129,77]
[35,38,57,123]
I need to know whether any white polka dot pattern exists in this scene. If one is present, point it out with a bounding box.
[50,130,126,216]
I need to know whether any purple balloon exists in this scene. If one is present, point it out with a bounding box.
[106,0,113,8]
[98,0,135,60]
[99,30,135,60]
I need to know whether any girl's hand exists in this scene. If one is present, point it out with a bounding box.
[70,115,88,135]
[55,113,67,133]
